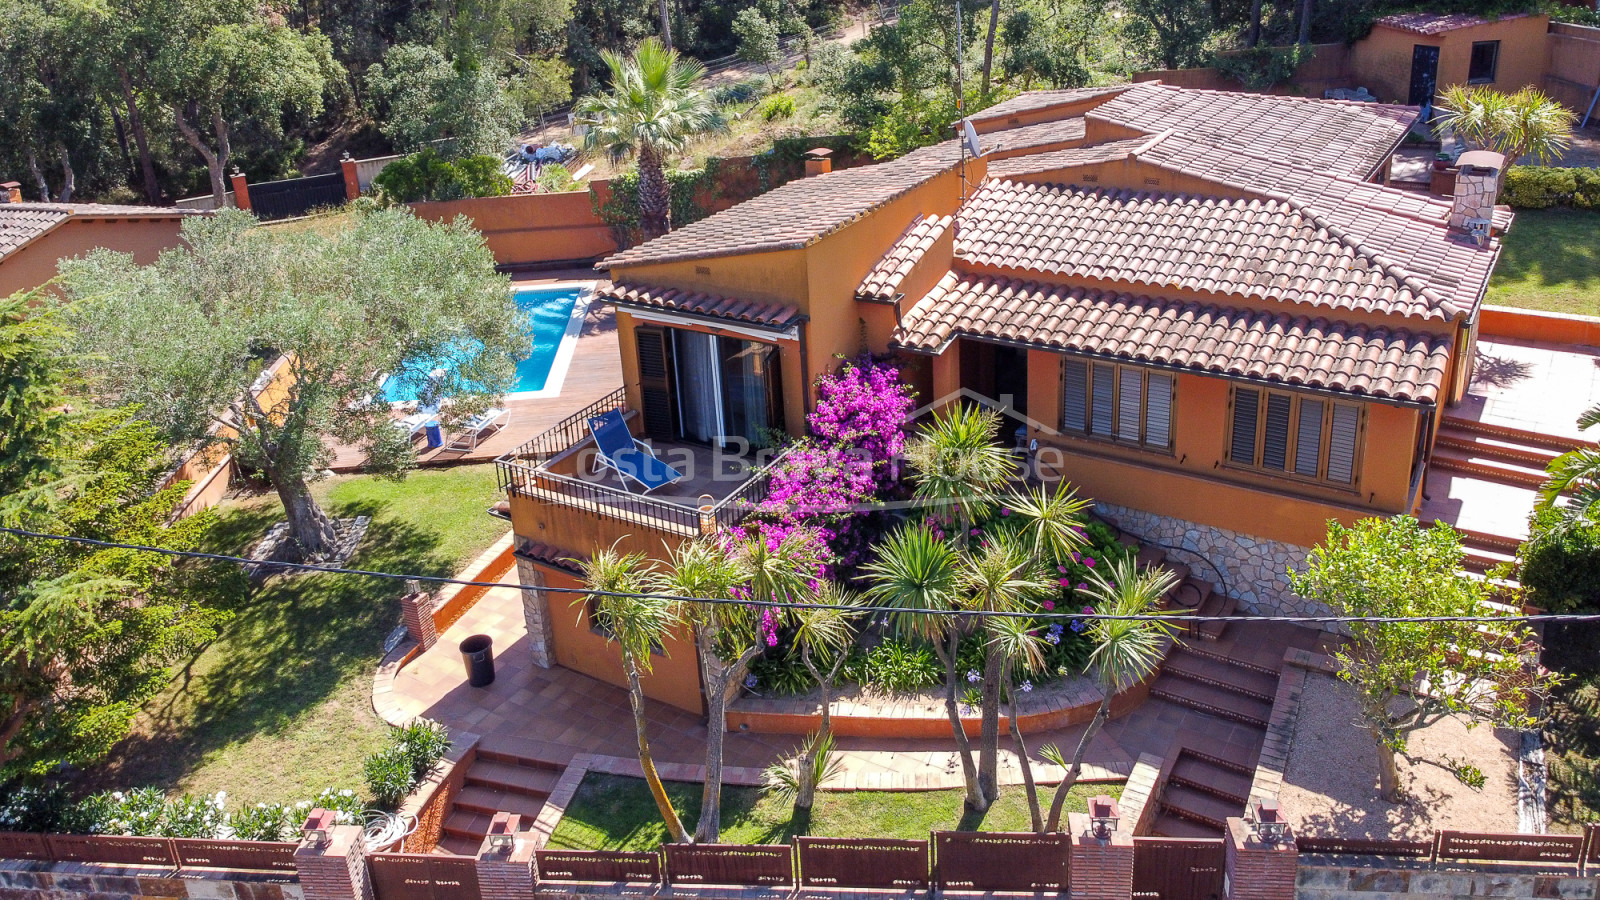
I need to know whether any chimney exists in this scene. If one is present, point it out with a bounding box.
[1450,149,1504,246]
[804,147,833,177]
[0,182,19,203]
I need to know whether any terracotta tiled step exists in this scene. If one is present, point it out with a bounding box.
[452,784,548,819]
[464,759,562,798]
[1461,544,1517,574]
[1150,675,1272,727]
[1431,445,1551,489]
[1167,577,1210,611]
[1162,783,1244,830]
[436,835,484,856]
[444,809,495,841]
[1179,641,1278,679]
[1169,753,1253,803]
[1436,428,1563,469]
[1192,591,1238,642]
[1162,649,1277,702]
[1150,811,1222,838]
[1440,416,1590,455]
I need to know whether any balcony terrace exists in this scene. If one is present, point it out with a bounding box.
[494,388,791,546]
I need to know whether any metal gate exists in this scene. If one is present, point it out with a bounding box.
[368,851,480,900]
[1133,837,1225,900]
[248,172,347,220]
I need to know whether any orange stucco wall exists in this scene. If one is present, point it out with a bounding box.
[0,216,189,298]
[1349,15,1552,104]
[407,191,618,266]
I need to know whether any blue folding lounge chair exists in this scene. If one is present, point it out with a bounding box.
[588,409,684,493]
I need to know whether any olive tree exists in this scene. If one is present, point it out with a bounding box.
[62,207,528,562]
[1290,516,1557,801]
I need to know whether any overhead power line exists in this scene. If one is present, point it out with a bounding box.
[0,525,1583,626]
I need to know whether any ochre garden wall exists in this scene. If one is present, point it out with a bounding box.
[1133,43,1352,96]
[407,191,618,266]
[1479,304,1600,345]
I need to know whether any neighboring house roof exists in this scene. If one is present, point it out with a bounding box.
[956,180,1457,322]
[1137,134,1497,319]
[1088,82,1419,180]
[1376,11,1531,34]
[856,214,952,303]
[986,138,1152,179]
[983,117,1087,156]
[968,86,1134,124]
[599,142,963,269]
[893,273,1452,404]
[0,202,199,262]
[597,280,804,332]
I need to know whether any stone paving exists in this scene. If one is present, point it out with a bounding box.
[1456,337,1600,444]
[377,577,1310,792]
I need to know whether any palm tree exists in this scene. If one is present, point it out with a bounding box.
[987,611,1048,830]
[1433,85,1575,192]
[863,523,985,808]
[1039,554,1178,832]
[1538,404,1600,522]
[789,584,863,810]
[575,38,725,240]
[903,405,1014,546]
[576,544,690,844]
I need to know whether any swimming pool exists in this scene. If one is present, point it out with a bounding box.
[379,284,589,403]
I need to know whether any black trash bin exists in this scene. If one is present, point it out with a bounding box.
[460,634,495,687]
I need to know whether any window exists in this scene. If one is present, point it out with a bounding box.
[1061,359,1174,450]
[1227,387,1361,486]
[1469,41,1499,83]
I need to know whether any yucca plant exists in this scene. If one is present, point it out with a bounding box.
[763,731,847,799]
[1039,555,1178,832]
[1433,85,1574,193]
[575,38,726,239]
[790,584,864,810]
[576,544,688,843]
[988,612,1048,830]
[903,404,1014,542]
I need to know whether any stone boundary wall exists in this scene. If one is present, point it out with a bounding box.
[1096,502,1326,620]
[0,861,302,900]
[1297,863,1600,900]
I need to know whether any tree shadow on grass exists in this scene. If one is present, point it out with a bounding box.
[85,492,459,796]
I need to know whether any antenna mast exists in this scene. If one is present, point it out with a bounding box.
[955,0,968,200]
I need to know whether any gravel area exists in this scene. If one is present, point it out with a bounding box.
[1280,672,1521,839]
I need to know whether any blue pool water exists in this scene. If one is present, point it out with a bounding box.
[379,286,582,403]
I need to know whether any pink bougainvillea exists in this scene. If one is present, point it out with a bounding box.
[807,358,915,490]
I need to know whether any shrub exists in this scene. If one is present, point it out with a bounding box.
[229,803,298,841]
[0,783,82,832]
[537,163,580,193]
[761,95,796,121]
[373,149,514,203]
[364,747,417,809]
[713,78,766,107]
[162,793,229,838]
[1521,509,1600,612]
[1501,166,1576,209]
[843,640,943,693]
[396,718,452,780]
[747,648,817,695]
[79,788,170,835]
[1576,169,1600,209]
[1212,44,1312,90]
[307,787,368,824]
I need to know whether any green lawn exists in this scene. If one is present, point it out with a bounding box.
[85,464,510,806]
[1485,208,1600,316]
[547,773,1113,849]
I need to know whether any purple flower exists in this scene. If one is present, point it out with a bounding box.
[1019,681,1033,693]
[1070,620,1085,633]
[970,528,982,536]
[1057,565,1068,573]
[1000,508,1011,517]
[744,674,759,689]
[966,669,981,683]
[1077,583,1088,590]
[1042,600,1055,610]
[1059,578,1071,587]
[1084,557,1096,567]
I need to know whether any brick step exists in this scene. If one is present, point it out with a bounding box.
[474,734,579,769]
[1431,446,1551,489]
[1167,577,1211,612]
[443,809,496,842]
[1193,591,1238,642]
[1169,753,1253,804]
[1170,731,1260,776]
[1161,784,1245,830]
[1462,545,1517,574]
[1440,416,1591,455]
[463,759,562,798]
[452,784,549,820]
[1162,649,1277,702]
[1149,811,1223,838]
[1436,430,1563,469]
[436,835,484,857]
[1151,676,1272,728]
[1178,642,1279,679]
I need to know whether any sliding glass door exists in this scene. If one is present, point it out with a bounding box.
[670,329,784,450]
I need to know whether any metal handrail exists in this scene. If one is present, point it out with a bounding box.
[497,387,627,467]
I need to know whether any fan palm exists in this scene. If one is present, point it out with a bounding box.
[1039,554,1178,832]
[987,612,1048,830]
[862,523,985,808]
[576,544,689,843]
[787,584,864,809]
[575,38,725,239]
[1538,404,1600,522]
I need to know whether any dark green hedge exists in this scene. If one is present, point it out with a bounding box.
[1521,508,1600,613]
[1500,166,1600,210]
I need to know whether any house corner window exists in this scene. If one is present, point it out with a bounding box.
[1468,41,1499,84]
[1226,386,1362,487]
[1061,359,1173,451]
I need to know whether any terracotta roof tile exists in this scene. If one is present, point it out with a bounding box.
[857,214,952,302]
[1088,82,1419,179]
[969,87,1134,124]
[1377,11,1531,34]
[956,180,1457,322]
[893,273,1451,403]
[597,280,804,331]
[985,138,1151,179]
[600,142,963,269]
[984,117,1087,155]
[1,202,201,262]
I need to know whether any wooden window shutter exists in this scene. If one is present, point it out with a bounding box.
[1262,394,1292,471]
[1090,363,1115,438]
[1116,367,1143,443]
[1145,374,1172,448]
[1327,403,1360,484]
[1061,359,1089,434]
[1295,398,1324,477]
[1229,388,1260,464]
[634,325,677,440]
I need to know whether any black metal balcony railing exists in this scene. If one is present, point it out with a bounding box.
[494,389,791,537]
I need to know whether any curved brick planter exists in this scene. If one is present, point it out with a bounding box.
[725,645,1167,738]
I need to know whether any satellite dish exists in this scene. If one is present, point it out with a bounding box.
[962,119,984,158]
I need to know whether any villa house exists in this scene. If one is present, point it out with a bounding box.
[495,82,1510,712]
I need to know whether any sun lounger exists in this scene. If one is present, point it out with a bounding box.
[447,407,510,451]
[588,409,683,493]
